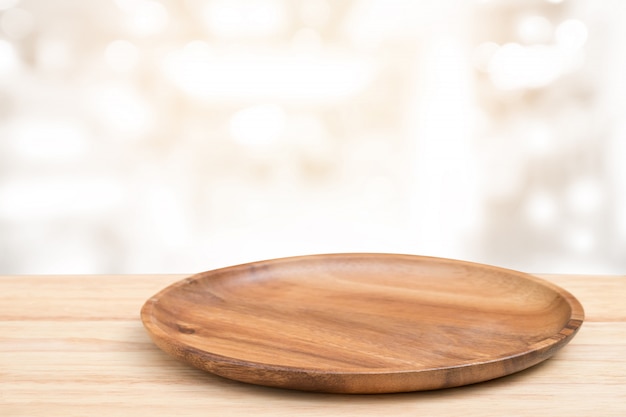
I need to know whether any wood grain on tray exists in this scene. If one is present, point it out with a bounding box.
[141,253,584,393]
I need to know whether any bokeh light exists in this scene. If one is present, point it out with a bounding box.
[517,15,553,44]
[230,104,287,147]
[0,7,33,39]
[117,0,169,37]
[0,0,19,11]
[8,118,88,160]
[202,0,287,38]
[555,19,588,50]
[87,83,154,136]
[0,176,123,220]
[487,43,563,90]
[0,0,624,275]
[0,39,20,75]
[525,191,559,227]
[104,40,140,73]
[36,38,73,72]
[163,49,376,102]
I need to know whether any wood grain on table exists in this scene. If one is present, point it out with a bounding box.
[1,273,625,416]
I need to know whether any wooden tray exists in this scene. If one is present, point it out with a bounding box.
[141,253,584,394]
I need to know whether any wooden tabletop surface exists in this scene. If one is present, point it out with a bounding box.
[1,273,625,416]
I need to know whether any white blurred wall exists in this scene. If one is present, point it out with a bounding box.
[0,0,624,274]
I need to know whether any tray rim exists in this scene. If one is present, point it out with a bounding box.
[140,253,585,391]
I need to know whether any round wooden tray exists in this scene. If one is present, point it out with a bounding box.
[141,253,584,394]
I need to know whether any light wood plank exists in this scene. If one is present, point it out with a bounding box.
[1,272,625,416]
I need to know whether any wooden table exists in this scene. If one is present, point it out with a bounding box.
[1,273,625,416]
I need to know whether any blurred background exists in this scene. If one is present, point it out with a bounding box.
[1,0,624,275]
